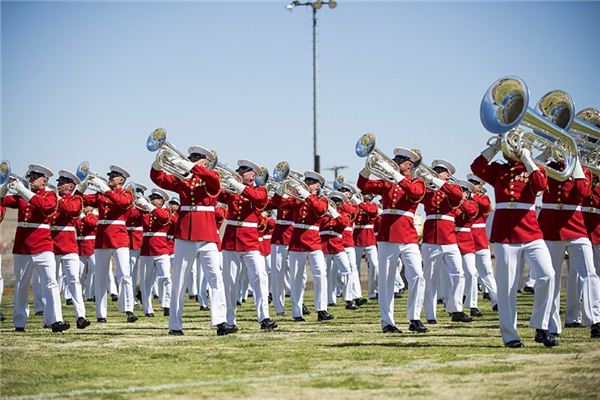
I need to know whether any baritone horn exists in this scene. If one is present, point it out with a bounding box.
[480,76,578,181]
[0,160,29,191]
[355,133,401,183]
[568,108,600,175]
[146,128,192,180]
[272,161,311,200]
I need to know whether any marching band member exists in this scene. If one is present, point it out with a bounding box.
[126,182,147,302]
[137,188,174,317]
[471,140,557,348]
[538,158,600,338]
[353,193,380,300]
[78,165,138,323]
[78,206,98,302]
[0,164,69,332]
[260,211,275,296]
[219,159,277,331]
[283,171,334,322]
[51,170,90,329]
[151,145,234,336]
[467,174,498,309]
[357,148,429,334]
[197,203,227,311]
[0,205,5,321]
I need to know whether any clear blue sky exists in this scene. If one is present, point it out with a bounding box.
[2,1,599,191]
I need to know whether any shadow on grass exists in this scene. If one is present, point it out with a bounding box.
[323,341,505,349]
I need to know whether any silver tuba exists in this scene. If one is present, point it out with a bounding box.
[146,128,192,180]
[568,108,600,175]
[355,133,400,183]
[272,161,311,200]
[480,76,578,181]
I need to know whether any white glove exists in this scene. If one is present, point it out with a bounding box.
[359,166,370,178]
[0,183,8,199]
[390,169,404,183]
[481,139,501,161]
[572,158,586,180]
[135,196,156,212]
[519,148,539,174]
[90,176,110,193]
[10,180,35,202]
[296,185,310,201]
[167,154,195,173]
[75,180,89,194]
[328,205,340,219]
[224,177,246,195]
[428,176,446,190]
[351,194,362,205]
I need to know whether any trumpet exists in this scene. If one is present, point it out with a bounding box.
[146,128,192,180]
[0,160,30,192]
[480,76,578,181]
[355,133,401,183]
[272,161,311,201]
[568,108,600,175]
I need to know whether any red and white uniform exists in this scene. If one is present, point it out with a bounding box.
[339,202,362,301]
[353,201,380,299]
[320,211,352,304]
[583,183,600,266]
[77,212,98,300]
[471,193,498,306]
[151,164,227,331]
[127,207,144,291]
[261,217,275,291]
[454,198,479,309]
[0,206,5,308]
[2,189,63,328]
[471,155,555,344]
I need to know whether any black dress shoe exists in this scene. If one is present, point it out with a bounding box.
[168,330,184,336]
[15,327,25,332]
[470,308,484,317]
[188,294,195,300]
[355,298,368,306]
[276,311,285,316]
[136,290,142,302]
[590,323,600,338]
[564,322,582,328]
[523,286,535,294]
[317,310,334,321]
[51,321,71,333]
[451,312,473,323]
[236,301,242,306]
[76,317,91,329]
[260,318,278,331]
[86,298,95,303]
[126,312,138,323]
[293,316,305,322]
[66,299,73,305]
[534,329,559,347]
[328,302,337,307]
[163,308,170,316]
[216,322,238,336]
[505,340,524,348]
[427,319,438,324]
[199,306,209,311]
[97,317,107,323]
[268,293,273,304]
[0,312,5,322]
[482,292,490,300]
[408,320,429,333]
[34,311,44,316]
[302,304,311,316]
[345,301,358,310]
[382,324,402,334]
[436,298,444,305]
[145,313,155,317]
[492,304,498,312]
[394,292,403,299]
[111,294,119,302]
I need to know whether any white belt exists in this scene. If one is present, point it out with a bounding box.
[258,237,264,242]
[275,219,294,226]
[583,206,598,214]
[471,223,486,229]
[320,230,342,238]
[495,202,535,211]
[167,235,174,239]
[542,203,582,212]
[127,226,143,231]
[98,220,126,226]
[180,205,215,212]
[355,224,374,229]
[381,209,415,218]
[455,227,471,232]
[51,226,76,232]
[425,214,455,222]
[226,220,258,228]
[294,223,320,231]
[17,222,50,229]
[77,235,96,240]
[344,227,353,232]
[143,232,167,237]
[263,235,272,239]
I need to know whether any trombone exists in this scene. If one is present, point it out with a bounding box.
[146,128,192,180]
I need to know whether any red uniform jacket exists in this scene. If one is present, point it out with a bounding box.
[268,195,296,246]
[353,202,379,247]
[471,193,492,251]
[77,212,98,257]
[81,188,133,249]
[140,207,174,256]
[51,193,83,255]
[167,211,178,255]
[583,183,600,245]
[538,165,592,241]
[319,212,350,254]
[286,194,328,252]
[126,207,144,250]
[151,165,220,243]
[219,185,268,252]
[0,206,6,252]
[421,183,463,245]
[2,189,57,255]
[357,174,425,244]
[340,202,358,248]
[215,205,227,252]
[471,155,547,244]
[455,198,479,255]
[260,217,275,256]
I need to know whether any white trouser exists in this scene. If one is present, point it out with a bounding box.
[108,261,118,296]
[265,254,272,293]
[436,260,449,305]
[494,239,555,343]
[521,251,536,288]
[355,245,379,298]
[80,255,96,300]
[475,249,498,305]
[271,244,289,314]
[130,249,141,292]
[170,239,226,330]
[140,254,172,314]
[288,250,328,317]
[344,247,363,300]
[378,242,424,327]
[0,256,3,306]
[197,261,210,308]
[222,250,270,325]
[32,268,45,313]
[462,253,478,309]
[56,262,66,300]
[13,252,63,328]
[394,260,406,292]
[565,264,584,325]
[186,258,198,296]
[238,261,250,302]
[325,252,352,303]
[422,243,464,319]
[594,244,600,275]
[546,238,600,333]
[95,247,134,317]
[55,253,86,319]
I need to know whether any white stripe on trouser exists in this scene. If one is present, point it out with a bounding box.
[494,239,555,343]
[422,243,465,319]
[94,247,134,317]
[130,249,141,293]
[79,255,96,300]
[171,239,226,330]
[461,253,478,309]
[355,245,379,298]
[140,255,172,315]
[546,238,600,333]
[13,252,63,328]
[288,250,328,317]
[344,247,363,300]
[222,250,270,325]
[474,249,498,306]
[377,242,425,326]
[55,253,86,319]
[325,252,352,303]
[270,244,289,314]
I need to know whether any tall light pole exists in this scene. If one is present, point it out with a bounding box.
[286,0,337,173]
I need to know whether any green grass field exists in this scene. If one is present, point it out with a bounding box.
[1,290,599,400]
